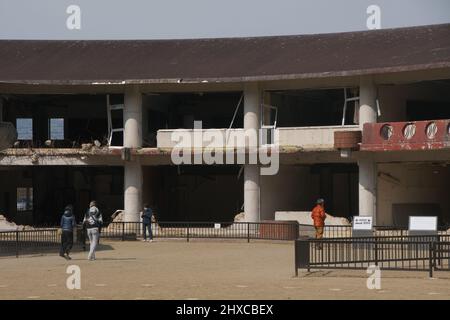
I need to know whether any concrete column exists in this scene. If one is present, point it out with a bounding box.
[124,162,143,222]
[124,86,143,222]
[124,86,142,148]
[359,75,377,130]
[243,83,261,222]
[358,76,377,221]
[358,159,377,220]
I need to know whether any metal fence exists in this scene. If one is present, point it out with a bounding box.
[93,221,300,242]
[295,235,450,277]
[0,229,60,257]
[298,224,450,238]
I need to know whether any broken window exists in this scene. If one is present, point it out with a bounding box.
[49,118,65,140]
[16,118,33,140]
[261,104,277,145]
[16,187,33,212]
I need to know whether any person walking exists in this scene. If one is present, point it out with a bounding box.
[311,198,327,248]
[83,201,103,261]
[60,204,76,260]
[141,204,153,242]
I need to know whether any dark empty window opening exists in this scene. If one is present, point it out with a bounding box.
[1,94,123,148]
[143,92,243,146]
[407,100,450,121]
[269,88,358,127]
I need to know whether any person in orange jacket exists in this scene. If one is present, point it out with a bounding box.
[311,198,327,241]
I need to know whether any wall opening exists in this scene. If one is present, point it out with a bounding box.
[377,163,450,228]
[143,92,243,147]
[143,165,243,222]
[268,88,357,127]
[1,94,123,148]
[0,166,123,226]
[261,164,358,221]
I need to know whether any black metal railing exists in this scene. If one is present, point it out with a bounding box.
[295,235,450,277]
[0,229,60,257]
[298,224,450,238]
[90,221,300,243]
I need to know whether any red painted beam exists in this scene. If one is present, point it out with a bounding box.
[361,119,450,151]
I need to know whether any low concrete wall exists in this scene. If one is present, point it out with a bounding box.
[157,128,244,149]
[157,125,360,150]
[277,125,360,150]
[275,211,350,226]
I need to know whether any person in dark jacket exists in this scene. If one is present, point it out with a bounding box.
[141,204,153,242]
[60,204,76,260]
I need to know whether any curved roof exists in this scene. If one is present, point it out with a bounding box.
[0,23,449,85]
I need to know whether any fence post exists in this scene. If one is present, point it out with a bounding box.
[374,237,378,266]
[82,225,86,251]
[429,242,434,278]
[15,230,19,258]
[294,240,298,277]
[247,223,250,243]
[187,222,190,242]
[122,222,125,241]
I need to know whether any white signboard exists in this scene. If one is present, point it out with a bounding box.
[49,118,64,140]
[214,223,221,229]
[353,216,373,230]
[16,118,33,140]
[409,216,437,231]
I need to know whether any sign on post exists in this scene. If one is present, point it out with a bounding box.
[352,216,373,237]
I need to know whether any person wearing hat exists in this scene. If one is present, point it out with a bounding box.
[83,200,103,261]
[60,204,76,260]
[311,198,327,244]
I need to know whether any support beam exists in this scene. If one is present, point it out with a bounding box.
[123,86,143,222]
[243,83,261,222]
[358,76,377,221]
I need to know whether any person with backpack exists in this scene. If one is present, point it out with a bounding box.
[60,204,76,260]
[83,201,103,261]
[141,204,153,242]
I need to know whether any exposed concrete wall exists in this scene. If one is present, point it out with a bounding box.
[260,165,358,221]
[377,163,450,226]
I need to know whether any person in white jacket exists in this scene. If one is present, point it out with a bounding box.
[83,201,103,261]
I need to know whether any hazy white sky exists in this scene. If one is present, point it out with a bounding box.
[0,0,449,39]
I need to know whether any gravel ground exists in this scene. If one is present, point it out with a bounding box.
[0,239,449,300]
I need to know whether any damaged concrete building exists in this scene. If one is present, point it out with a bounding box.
[0,23,450,227]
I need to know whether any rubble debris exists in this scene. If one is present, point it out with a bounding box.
[81,143,93,151]
[0,215,36,231]
[93,140,101,148]
[234,212,245,222]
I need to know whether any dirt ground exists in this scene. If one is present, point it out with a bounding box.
[0,239,449,300]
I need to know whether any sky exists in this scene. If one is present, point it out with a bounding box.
[0,0,449,39]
